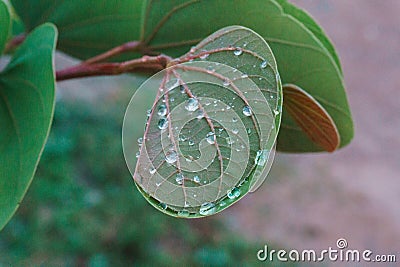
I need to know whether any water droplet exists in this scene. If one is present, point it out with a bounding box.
[227,187,241,199]
[232,117,238,123]
[180,85,185,94]
[206,65,214,73]
[179,134,187,142]
[219,201,226,207]
[188,139,195,146]
[270,95,274,99]
[255,150,269,166]
[158,202,167,210]
[137,137,143,145]
[206,132,216,144]
[226,137,234,145]
[193,175,200,183]
[226,105,231,110]
[242,106,252,116]
[178,210,190,217]
[175,173,184,184]
[232,129,239,134]
[199,202,216,216]
[274,109,280,115]
[157,104,167,116]
[260,60,268,69]
[196,110,204,119]
[149,168,156,174]
[146,109,152,117]
[185,98,199,111]
[200,53,209,59]
[234,48,243,56]
[247,128,252,134]
[190,46,196,53]
[158,118,168,130]
[170,97,175,102]
[135,151,140,158]
[166,150,178,164]
[241,74,248,79]
[223,79,230,86]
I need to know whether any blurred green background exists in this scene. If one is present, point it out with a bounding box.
[0,83,290,266]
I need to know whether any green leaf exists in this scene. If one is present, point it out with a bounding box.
[10,0,144,59]
[12,0,353,152]
[122,26,281,217]
[0,0,10,53]
[139,0,353,152]
[0,22,57,230]
[273,0,342,74]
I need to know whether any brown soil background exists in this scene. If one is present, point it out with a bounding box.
[220,0,400,262]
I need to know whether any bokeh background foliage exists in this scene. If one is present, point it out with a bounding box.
[0,96,291,266]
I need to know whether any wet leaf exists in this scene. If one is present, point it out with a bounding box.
[12,0,353,152]
[283,84,340,152]
[122,26,282,217]
[0,22,57,230]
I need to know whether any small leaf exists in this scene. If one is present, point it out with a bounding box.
[123,26,282,217]
[282,84,340,152]
[0,22,57,230]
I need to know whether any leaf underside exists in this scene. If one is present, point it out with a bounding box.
[283,84,340,152]
[0,20,57,230]
[123,26,282,217]
[12,0,353,153]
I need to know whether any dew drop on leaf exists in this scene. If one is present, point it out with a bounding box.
[234,48,243,56]
[158,118,168,130]
[196,110,204,119]
[175,173,184,184]
[137,137,143,145]
[165,150,178,164]
[149,167,156,174]
[260,60,268,69]
[185,98,199,111]
[227,187,241,199]
[159,202,168,210]
[199,202,216,216]
[193,175,200,183]
[206,132,216,144]
[178,210,190,217]
[200,53,209,59]
[242,105,252,116]
[157,104,167,116]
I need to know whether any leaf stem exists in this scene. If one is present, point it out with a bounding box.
[83,41,144,64]
[56,54,172,81]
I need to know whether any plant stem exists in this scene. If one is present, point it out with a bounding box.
[56,54,172,81]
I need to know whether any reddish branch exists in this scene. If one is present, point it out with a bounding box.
[56,55,172,81]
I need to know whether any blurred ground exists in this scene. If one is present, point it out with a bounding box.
[222,0,400,263]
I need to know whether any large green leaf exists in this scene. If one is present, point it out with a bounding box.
[0,0,10,53]
[123,26,281,217]
[12,0,353,152]
[10,0,144,59]
[0,22,57,230]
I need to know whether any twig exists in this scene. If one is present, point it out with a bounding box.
[56,54,172,81]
